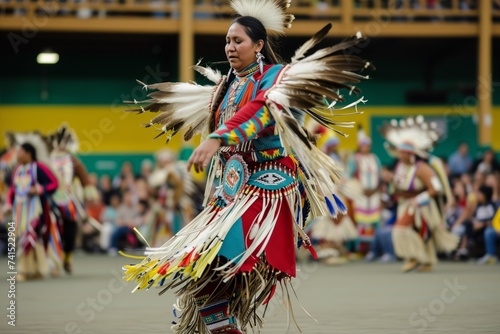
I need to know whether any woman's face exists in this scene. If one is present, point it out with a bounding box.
[483,150,493,163]
[225,23,263,73]
[359,143,371,154]
[17,147,31,164]
[397,150,413,164]
[485,173,498,189]
[100,175,111,189]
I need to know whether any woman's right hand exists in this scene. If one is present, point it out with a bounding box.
[3,204,12,218]
[187,138,221,173]
[28,185,39,197]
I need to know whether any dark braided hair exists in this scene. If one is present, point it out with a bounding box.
[20,142,37,162]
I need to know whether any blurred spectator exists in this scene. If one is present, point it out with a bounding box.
[136,199,153,237]
[479,209,500,264]
[86,192,105,222]
[88,172,99,188]
[364,175,397,263]
[448,143,473,178]
[113,161,136,190]
[470,186,497,263]
[82,193,105,253]
[451,171,486,257]
[460,0,476,10]
[450,179,468,219]
[471,149,500,175]
[140,159,153,180]
[461,172,473,194]
[99,193,121,251]
[485,173,500,203]
[134,177,151,203]
[108,189,140,255]
[99,174,117,206]
[449,179,471,259]
[315,0,329,19]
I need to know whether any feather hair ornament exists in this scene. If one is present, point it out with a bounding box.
[4,131,52,164]
[230,0,294,34]
[47,123,80,153]
[379,115,441,158]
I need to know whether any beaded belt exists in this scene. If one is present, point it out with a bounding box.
[219,135,286,162]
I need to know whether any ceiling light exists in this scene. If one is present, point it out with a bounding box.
[37,51,59,64]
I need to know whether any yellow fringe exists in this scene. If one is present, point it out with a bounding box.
[119,250,147,260]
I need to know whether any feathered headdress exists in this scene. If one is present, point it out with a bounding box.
[379,115,441,158]
[230,0,294,34]
[48,123,80,153]
[357,125,371,146]
[4,130,51,163]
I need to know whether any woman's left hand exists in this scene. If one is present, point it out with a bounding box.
[187,138,221,173]
[28,185,39,197]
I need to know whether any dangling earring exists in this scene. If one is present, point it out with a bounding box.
[256,51,265,74]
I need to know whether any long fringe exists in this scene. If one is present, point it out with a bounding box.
[432,225,459,253]
[392,226,428,263]
[309,215,358,243]
[168,259,284,334]
[123,185,300,289]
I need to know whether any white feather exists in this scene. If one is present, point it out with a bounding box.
[384,116,441,154]
[230,0,292,34]
[193,65,222,84]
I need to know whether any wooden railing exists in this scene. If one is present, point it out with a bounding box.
[0,0,499,36]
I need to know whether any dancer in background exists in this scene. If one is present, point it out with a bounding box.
[4,143,59,281]
[122,1,373,332]
[308,124,358,264]
[347,126,382,255]
[47,124,98,273]
[144,149,197,247]
[381,116,458,272]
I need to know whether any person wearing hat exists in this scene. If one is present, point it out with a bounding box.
[381,116,458,272]
[47,124,99,274]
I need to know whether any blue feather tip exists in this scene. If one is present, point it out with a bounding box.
[325,196,336,216]
[333,194,347,214]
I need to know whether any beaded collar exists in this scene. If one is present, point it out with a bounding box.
[234,62,259,78]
